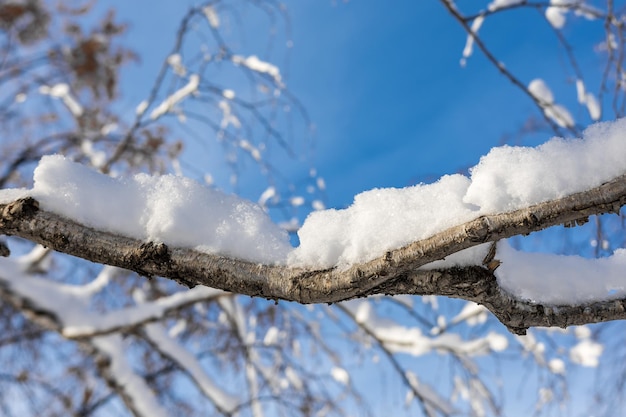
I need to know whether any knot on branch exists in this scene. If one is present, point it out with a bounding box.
[466,216,492,242]
[522,211,540,229]
[1,197,39,222]
[125,241,171,278]
[139,241,170,265]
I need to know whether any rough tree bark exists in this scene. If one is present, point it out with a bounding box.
[1,173,626,335]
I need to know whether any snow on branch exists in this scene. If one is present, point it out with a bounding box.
[149,74,200,120]
[144,322,239,413]
[92,334,169,417]
[62,286,226,338]
[231,55,283,87]
[39,83,84,117]
[0,255,169,417]
[528,78,574,128]
[337,302,460,415]
[343,299,507,357]
[1,119,626,333]
[0,247,226,339]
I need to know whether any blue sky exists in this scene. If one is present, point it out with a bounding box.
[105,1,606,211]
[282,1,602,206]
[280,1,524,203]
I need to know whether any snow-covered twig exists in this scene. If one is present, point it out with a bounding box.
[149,74,200,120]
[337,303,459,416]
[91,334,169,417]
[63,286,226,338]
[143,322,239,415]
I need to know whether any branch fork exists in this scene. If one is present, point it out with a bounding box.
[1,173,626,334]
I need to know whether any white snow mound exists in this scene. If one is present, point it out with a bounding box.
[31,155,291,264]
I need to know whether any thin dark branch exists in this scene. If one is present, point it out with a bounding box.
[440,0,579,136]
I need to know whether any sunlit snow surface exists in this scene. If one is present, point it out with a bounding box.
[291,174,478,267]
[21,155,292,264]
[291,118,626,267]
[1,119,626,303]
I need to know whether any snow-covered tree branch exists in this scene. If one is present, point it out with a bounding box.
[3,1,626,415]
[2,118,626,334]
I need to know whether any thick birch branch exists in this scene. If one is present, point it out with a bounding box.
[1,174,626,334]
